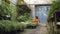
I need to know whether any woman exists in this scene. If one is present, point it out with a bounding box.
[32,16,41,26]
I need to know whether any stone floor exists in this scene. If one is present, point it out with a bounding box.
[20,24,48,34]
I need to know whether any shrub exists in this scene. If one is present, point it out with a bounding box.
[0,20,26,32]
[21,21,37,29]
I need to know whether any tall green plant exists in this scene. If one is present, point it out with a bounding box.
[1,1,11,15]
[16,4,31,21]
[1,0,18,21]
[47,0,60,18]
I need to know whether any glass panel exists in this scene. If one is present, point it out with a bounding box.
[0,0,2,5]
[35,5,50,23]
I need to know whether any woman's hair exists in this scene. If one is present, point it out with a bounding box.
[35,16,38,19]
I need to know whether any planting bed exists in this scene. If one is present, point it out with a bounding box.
[0,20,26,34]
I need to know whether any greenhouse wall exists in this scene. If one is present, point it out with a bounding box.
[0,0,2,5]
[24,0,53,23]
[24,0,53,4]
[10,0,17,5]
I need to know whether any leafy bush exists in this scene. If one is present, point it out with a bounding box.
[0,1,18,21]
[17,5,31,22]
[0,20,26,32]
[47,0,60,18]
[21,21,37,27]
[27,22,36,26]
[17,13,32,22]
[20,21,37,29]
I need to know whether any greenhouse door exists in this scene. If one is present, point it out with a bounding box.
[35,5,50,23]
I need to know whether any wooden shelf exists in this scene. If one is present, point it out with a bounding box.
[55,10,60,12]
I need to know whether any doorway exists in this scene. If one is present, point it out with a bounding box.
[35,5,50,23]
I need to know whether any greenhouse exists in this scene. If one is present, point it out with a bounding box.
[0,0,60,34]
